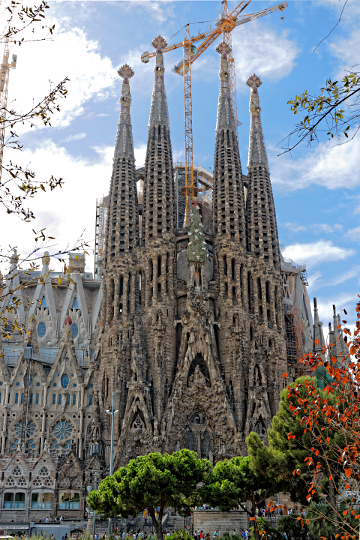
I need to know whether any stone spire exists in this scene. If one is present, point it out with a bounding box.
[114,64,135,159]
[212,42,246,246]
[142,35,175,244]
[245,74,280,268]
[313,297,325,353]
[246,74,269,169]
[104,64,139,269]
[148,35,170,129]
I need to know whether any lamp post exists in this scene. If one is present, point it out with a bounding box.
[88,466,103,539]
[106,391,118,538]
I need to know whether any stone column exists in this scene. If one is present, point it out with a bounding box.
[114,281,120,320]
[153,257,158,300]
[1,384,10,453]
[161,253,167,296]
[123,274,129,316]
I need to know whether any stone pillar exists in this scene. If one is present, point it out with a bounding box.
[114,281,120,320]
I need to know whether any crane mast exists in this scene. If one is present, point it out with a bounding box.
[141,0,288,227]
[182,25,196,225]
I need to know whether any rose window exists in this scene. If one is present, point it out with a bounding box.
[11,422,36,455]
[50,420,73,455]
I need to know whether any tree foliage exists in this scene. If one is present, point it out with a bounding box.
[281,72,360,153]
[87,450,211,540]
[201,438,286,540]
[280,298,360,540]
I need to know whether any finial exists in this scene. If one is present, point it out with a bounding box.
[118,64,134,81]
[152,35,167,52]
[246,74,262,90]
[215,41,231,57]
[42,251,50,267]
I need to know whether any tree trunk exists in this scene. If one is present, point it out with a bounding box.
[149,507,163,540]
[251,492,260,540]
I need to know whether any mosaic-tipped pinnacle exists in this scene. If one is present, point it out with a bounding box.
[118,64,134,79]
[246,74,262,88]
[215,41,231,56]
[151,35,167,51]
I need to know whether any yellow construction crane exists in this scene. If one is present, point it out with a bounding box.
[0,40,17,183]
[141,0,288,226]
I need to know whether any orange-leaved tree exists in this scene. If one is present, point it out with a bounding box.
[283,297,360,540]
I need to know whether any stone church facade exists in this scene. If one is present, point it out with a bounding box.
[0,36,336,521]
[97,38,288,467]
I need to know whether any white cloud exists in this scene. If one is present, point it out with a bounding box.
[271,134,360,191]
[307,271,323,291]
[62,133,87,143]
[0,141,114,274]
[282,240,355,267]
[312,223,343,234]
[283,222,307,233]
[134,144,147,168]
[331,265,360,285]
[345,225,360,241]
[0,139,150,274]
[316,292,359,331]
[7,19,117,132]
[232,21,299,87]
[328,29,360,77]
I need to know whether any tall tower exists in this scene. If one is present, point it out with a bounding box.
[139,35,177,427]
[242,74,286,435]
[246,74,280,268]
[212,43,248,438]
[97,64,140,459]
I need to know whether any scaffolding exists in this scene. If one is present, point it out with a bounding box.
[284,303,304,377]
[94,196,109,279]
[174,162,213,228]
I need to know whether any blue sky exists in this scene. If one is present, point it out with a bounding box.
[1,0,359,329]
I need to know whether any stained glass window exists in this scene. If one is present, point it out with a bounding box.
[50,420,73,456]
[41,296,47,308]
[61,374,69,389]
[72,323,78,339]
[37,322,46,338]
[72,298,79,310]
[11,422,36,455]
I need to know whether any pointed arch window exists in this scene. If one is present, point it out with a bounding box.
[41,296,47,308]
[72,323,78,339]
[72,298,79,310]
[37,322,46,338]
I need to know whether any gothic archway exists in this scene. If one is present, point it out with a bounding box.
[187,353,210,387]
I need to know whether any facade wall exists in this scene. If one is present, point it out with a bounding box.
[0,41,332,524]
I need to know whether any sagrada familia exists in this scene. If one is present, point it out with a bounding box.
[0,36,345,523]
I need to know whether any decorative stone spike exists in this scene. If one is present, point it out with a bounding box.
[246,73,268,169]
[142,35,174,243]
[245,73,280,267]
[212,42,246,245]
[104,63,139,264]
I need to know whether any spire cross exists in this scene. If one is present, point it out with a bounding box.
[118,64,134,83]
[215,41,231,58]
[246,74,262,91]
[151,35,167,52]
